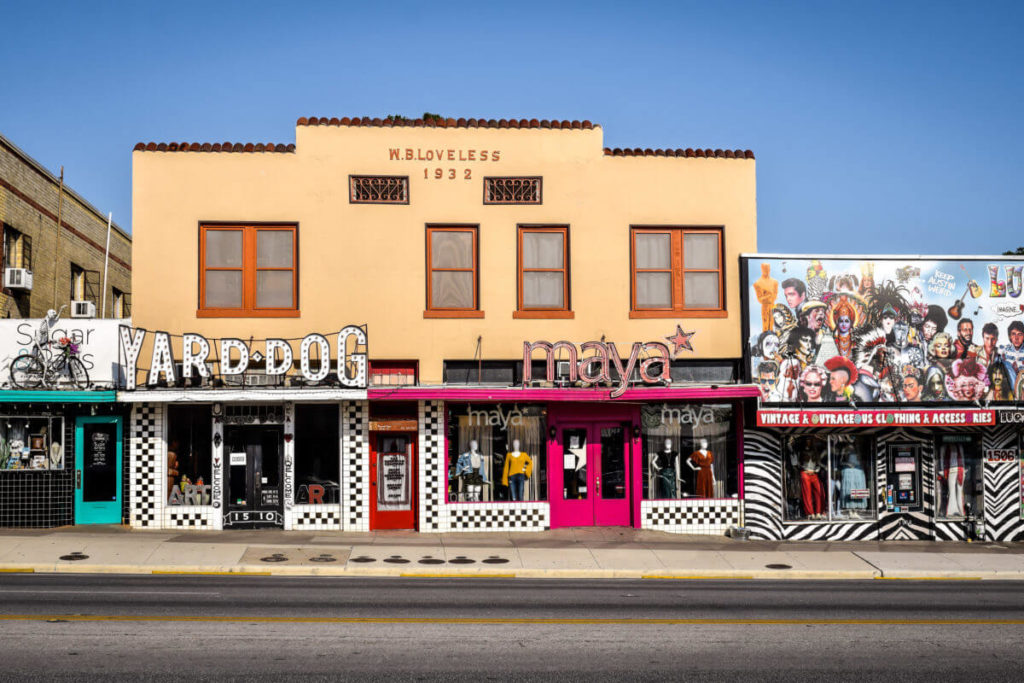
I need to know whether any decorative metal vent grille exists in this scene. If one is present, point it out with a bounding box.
[350,175,409,204]
[484,177,542,204]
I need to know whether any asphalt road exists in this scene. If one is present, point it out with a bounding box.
[1,574,1023,681]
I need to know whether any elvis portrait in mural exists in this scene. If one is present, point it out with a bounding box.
[748,257,1024,404]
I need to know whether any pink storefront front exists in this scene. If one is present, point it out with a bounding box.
[368,385,757,535]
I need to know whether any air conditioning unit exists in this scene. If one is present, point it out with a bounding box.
[3,268,32,290]
[71,300,96,318]
[555,360,573,386]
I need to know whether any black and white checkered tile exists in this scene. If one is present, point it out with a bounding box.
[641,500,739,535]
[291,505,342,530]
[129,403,161,528]
[342,401,368,531]
[166,510,207,527]
[418,401,444,532]
[449,505,546,530]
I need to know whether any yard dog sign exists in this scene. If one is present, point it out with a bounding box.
[118,325,368,390]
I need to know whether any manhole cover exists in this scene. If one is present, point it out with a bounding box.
[350,556,376,563]
[310,554,337,563]
[418,557,445,565]
[448,556,475,564]
[59,552,88,561]
[261,553,288,563]
[765,563,792,570]
[482,556,509,564]
[383,555,410,564]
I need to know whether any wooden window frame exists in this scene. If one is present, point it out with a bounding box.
[629,226,726,319]
[514,225,573,319]
[198,223,299,318]
[424,225,484,319]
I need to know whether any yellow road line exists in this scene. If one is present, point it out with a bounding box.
[875,576,983,581]
[150,571,272,576]
[0,568,34,573]
[3,615,1024,625]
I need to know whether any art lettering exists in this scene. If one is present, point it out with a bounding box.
[119,325,368,391]
[523,339,673,398]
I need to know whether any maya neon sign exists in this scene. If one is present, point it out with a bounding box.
[119,326,367,390]
[523,340,671,398]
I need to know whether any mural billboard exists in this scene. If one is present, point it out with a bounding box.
[744,256,1024,404]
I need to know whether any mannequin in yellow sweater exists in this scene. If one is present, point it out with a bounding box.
[502,438,533,501]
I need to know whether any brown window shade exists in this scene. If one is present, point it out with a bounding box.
[425,226,482,318]
[630,227,725,318]
[515,226,572,318]
[199,223,299,318]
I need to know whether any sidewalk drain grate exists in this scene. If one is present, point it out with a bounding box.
[59,552,88,561]
[449,556,475,564]
[765,563,792,570]
[310,554,337,563]
[482,556,510,564]
[418,557,445,565]
[350,556,376,563]
[384,556,410,564]
[261,553,288,563]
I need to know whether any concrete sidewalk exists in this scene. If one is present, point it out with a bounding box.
[1,526,1023,580]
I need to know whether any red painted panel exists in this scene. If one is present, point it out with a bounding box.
[369,432,417,530]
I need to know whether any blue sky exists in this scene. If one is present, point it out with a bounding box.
[1,1,1022,253]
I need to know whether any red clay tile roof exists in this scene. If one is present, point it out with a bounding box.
[297,116,597,130]
[132,142,295,153]
[603,147,754,159]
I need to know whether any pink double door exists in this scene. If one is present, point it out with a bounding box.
[550,420,634,528]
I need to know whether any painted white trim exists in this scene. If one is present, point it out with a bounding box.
[117,389,368,403]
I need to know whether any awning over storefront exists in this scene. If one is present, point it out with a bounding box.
[0,390,118,403]
[116,388,368,402]
[368,385,759,401]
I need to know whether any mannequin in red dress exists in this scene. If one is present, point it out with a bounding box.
[687,438,715,498]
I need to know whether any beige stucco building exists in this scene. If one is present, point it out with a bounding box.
[125,117,758,534]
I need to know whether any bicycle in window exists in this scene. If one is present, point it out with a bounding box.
[8,306,90,390]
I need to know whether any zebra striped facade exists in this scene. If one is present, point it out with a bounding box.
[743,423,1024,542]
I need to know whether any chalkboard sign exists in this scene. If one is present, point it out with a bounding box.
[83,422,118,503]
[89,431,111,468]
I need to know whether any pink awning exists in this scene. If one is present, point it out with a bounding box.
[368,385,759,402]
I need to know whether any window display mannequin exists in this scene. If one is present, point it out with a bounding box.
[167,439,181,498]
[840,448,867,512]
[686,438,715,498]
[502,438,533,502]
[938,442,966,517]
[798,441,826,519]
[456,439,488,501]
[651,438,678,499]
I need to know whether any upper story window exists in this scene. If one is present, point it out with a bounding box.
[199,223,298,318]
[484,177,542,205]
[112,287,131,319]
[515,226,572,319]
[3,226,31,270]
[630,227,724,318]
[350,175,409,204]
[425,225,482,318]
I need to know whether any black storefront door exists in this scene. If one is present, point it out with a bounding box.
[224,426,283,528]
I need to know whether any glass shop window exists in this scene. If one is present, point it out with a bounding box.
[640,404,737,499]
[294,404,340,504]
[0,416,64,470]
[783,434,876,522]
[934,434,983,520]
[445,404,547,502]
[166,405,212,504]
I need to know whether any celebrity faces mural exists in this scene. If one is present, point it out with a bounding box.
[747,257,1024,404]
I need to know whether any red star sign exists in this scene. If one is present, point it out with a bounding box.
[665,325,696,356]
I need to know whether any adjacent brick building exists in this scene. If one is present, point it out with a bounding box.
[1,134,131,319]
